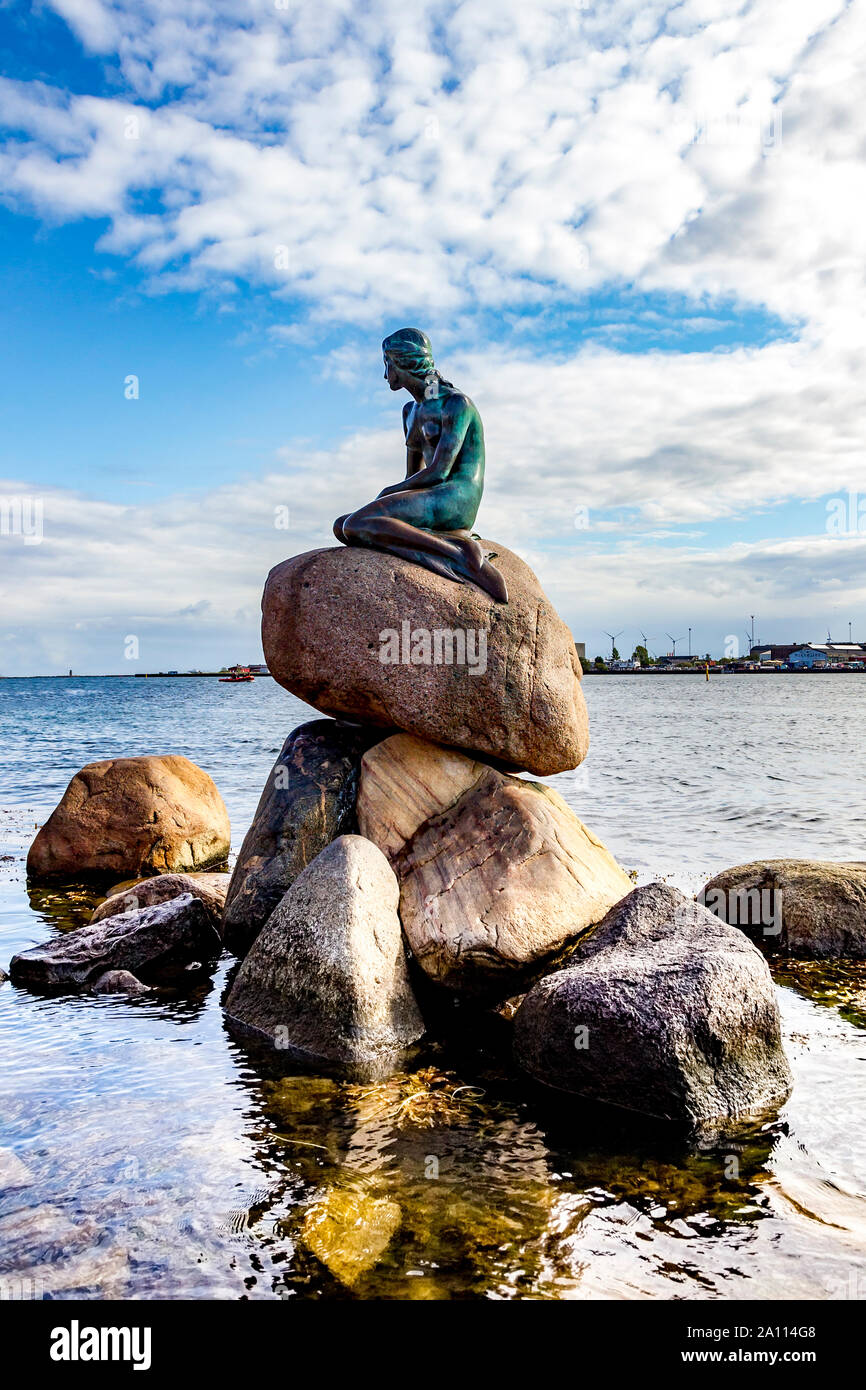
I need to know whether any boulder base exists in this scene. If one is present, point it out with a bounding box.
[222,719,382,958]
[27,756,230,884]
[261,543,588,776]
[10,894,220,989]
[358,734,633,994]
[513,883,793,1130]
[224,835,424,1064]
[700,859,866,958]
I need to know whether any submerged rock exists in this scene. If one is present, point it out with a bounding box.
[700,859,866,959]
[301,1187,402,1288]
[262,542,589,776]
[27,755,230,884]
[224,835,424,1064]
[90,969,152,996]
[92,871,230,931]
[0,1148,34,1189]
[513,883,793,1130]
[0,1204,101,1274]
[9,893,220,989]
[223,719,382,958]
[358,734,632,994]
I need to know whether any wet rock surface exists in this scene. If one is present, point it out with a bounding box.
[223,719,382,958]
[10,893,220,990]
[224,835,425,1064]
[514,883,793,1130]
[92,871,230,931]
[701,859,866,959]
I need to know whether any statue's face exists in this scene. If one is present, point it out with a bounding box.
[383,355,403,391]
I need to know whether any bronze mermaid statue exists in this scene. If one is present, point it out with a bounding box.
[333,328,508,603]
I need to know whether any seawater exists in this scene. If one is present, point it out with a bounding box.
[0,674,864,1299]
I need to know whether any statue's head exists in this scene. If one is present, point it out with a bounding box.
[382,327,435,392]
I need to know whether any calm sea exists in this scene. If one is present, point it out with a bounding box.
[0,673,864,1299]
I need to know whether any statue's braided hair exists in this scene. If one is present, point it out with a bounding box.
[382,327,454,389]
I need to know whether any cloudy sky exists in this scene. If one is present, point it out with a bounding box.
[1,0,864,674]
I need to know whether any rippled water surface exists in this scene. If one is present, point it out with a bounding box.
[1,674,865,1300]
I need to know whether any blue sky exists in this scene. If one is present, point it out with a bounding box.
[1,0,864,674]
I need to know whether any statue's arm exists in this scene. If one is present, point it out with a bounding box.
[377,402,422,497]
[389,396,471,492]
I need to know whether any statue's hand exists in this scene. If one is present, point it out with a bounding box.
[377,481,408,498]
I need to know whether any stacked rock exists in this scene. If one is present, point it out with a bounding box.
[220,541,792,1129]
[11,320,794,1131]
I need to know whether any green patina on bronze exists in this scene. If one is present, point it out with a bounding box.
[333,328,508,603]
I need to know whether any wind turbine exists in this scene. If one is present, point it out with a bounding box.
[604,629,624,661]
[666,633,684,658]
[639,629,656,658]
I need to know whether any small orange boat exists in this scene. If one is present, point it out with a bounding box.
[219,665,254,683]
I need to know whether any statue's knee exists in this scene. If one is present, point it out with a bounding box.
[342,512,370,545]
[333,514,350,543]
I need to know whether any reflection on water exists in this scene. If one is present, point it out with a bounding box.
[1,676,865,1298]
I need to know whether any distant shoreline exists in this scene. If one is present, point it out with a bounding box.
[584,667,866,676]
[2,669,864,680]
[0,672,273,680]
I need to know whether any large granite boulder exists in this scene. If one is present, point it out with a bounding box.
[27,756,230,884]
[261,543,588,777]
[91,871,230,930]
[357,734,632,994]
[700,859,866,959]
[223,719,382,958]
[9,894,220,989]
[513,883,793,1130]
[224,835,424,1064]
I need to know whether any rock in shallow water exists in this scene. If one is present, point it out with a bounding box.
[0,1148,34,1189]
[90,969,152,996]
[261,542,589,776]
[27,755,230,884]
[358,734,633,994]
[700,859,866,959]
[91,871,230,931]
[513,883,793,1130]
[9,893,220,989]
[223,835,425,1064]
[301,1188,402,1288]
[222,719,382,958]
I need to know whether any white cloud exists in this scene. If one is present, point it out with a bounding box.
[0,0,862,334]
